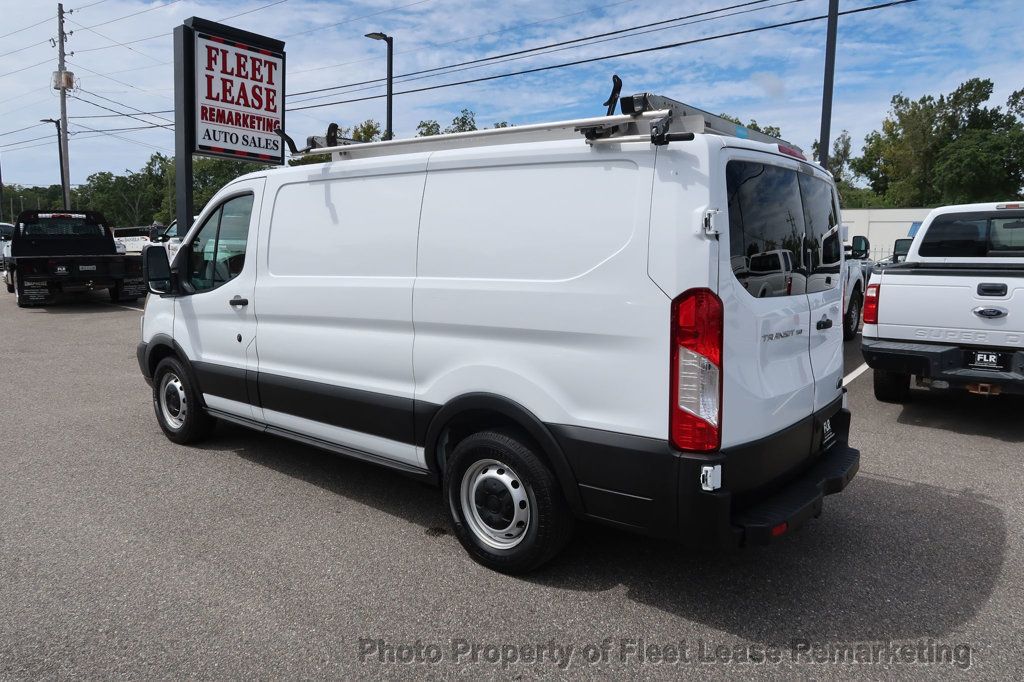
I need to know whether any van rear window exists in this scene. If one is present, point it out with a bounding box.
[918,211,1024,257]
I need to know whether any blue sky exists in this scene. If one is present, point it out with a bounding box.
[0,0,1021,187]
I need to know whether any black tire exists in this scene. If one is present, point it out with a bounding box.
[4,272,12,294]
[843,291,862,341]
[109,282,124,302]
[152,356,215,444]
[873,369,911,403]
[445,430,573,574]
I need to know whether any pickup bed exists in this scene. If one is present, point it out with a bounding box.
[3,211,146,307]
[861,202,1024,400]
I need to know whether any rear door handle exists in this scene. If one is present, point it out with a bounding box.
[816,317,833,330]
[229,297,248,307]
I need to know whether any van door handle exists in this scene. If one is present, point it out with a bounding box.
[816,317,833,330]
[229,297,248,307]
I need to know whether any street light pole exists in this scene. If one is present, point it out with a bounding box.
[41,119,69,206]
[365,32,394,140]
[817,0,839,170]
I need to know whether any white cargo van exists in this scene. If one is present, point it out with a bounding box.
[137,94,859,572]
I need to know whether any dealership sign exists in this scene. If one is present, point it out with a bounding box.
[172,18,285,237]
[195,33,284,161]
[175,18,285,165]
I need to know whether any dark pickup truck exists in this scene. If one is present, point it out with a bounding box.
[2,211,146,307]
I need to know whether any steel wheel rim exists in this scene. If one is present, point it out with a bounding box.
[460,458,531,550]
[849,298,861,327]
[158,372,188,430]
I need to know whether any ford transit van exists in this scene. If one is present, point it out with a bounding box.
[137,94,859,572]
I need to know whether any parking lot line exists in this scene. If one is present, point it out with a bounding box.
[843,362,870,386]
[107,302,144,312]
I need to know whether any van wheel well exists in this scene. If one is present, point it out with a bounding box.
[147,343,177,377]
[433,410,544,479]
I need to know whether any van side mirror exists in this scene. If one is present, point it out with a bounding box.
[142,244,173,295]
[850,235,870,259]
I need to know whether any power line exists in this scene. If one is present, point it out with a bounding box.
[73,0,289,55]
[288,0,641,77]
[75,87,175,124]
[72,92,174,128]
[0,14,55,40]
[289,0,776,99]
[287,0,917,113]
[0,133,55,149]
[0,38,51,60]
[289,0,803,106]
[0,58,52,80]
[66,17,165,64]
[71,122,173,153]
[0,122,48,138]
[76,0,183,31]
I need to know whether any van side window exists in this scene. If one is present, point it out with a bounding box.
[726,161,807,298]
[798,174,840,292]
[188,194,254,293]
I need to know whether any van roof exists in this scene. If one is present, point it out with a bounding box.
[266,92,810,168]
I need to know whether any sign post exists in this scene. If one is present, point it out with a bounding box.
[173,18,285,238]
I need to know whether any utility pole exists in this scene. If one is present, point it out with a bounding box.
[0,154,5,222]
[817,0,839,170]
[56,3,72,209]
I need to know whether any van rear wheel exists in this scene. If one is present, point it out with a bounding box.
[873,369,911,403]
[152,356,215,444]
[445,430,573,573]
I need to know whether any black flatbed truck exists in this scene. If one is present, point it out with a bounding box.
[2,211,146,307]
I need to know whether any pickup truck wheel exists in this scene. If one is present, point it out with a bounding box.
[445,430,573,574]
[873,369,911,403]
[843,291,862,340]
[152,356,215,444]
[4,273,12,294]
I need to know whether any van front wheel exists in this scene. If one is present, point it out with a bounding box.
[445,430,573,573]
[152,356,215,444]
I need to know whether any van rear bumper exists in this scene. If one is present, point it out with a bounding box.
[550,400,858,547]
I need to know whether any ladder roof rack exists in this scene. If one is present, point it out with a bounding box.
[289,92,804,162]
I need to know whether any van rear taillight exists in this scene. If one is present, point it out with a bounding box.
[670,288,723,453]
[864,283,880,325]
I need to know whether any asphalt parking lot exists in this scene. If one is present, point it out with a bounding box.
[1,291,1021,678]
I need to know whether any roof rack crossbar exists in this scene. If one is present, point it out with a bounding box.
[287,91,803,163]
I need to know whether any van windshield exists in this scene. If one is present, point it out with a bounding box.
[918,211,1024,257]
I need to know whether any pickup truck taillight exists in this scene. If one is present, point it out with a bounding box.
[670,288,723,453]
[864,283,880,325]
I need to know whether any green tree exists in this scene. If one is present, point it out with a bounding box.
[416,119,441,137]
[850,78,1024,206]
[351,119,382,142]
[445,108,477,134]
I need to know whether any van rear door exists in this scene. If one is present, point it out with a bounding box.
[719,155,814,450]
[799,173,844,413]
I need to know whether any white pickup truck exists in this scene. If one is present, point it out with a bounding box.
[862,202,1024,401]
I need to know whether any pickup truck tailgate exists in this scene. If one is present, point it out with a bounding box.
[877,268,1024,348]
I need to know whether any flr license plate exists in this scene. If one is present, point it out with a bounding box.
[78,265,97,271]
[968,350,1006,370]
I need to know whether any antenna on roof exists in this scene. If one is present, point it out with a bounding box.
[603,74,623,116]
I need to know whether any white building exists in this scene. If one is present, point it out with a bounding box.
[841,208,932,260]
